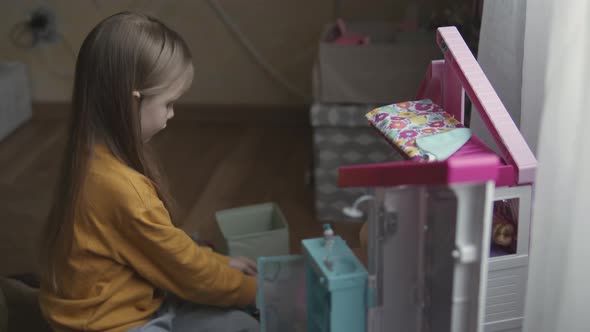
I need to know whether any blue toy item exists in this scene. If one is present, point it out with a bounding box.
[302,234,368,332]
[415,127,473,161]
[256,224,368,332]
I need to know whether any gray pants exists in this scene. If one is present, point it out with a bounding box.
[127,295,259,332]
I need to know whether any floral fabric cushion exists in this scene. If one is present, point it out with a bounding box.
[365,99,464,160]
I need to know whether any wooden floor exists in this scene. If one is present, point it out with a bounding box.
[0,105,362,276]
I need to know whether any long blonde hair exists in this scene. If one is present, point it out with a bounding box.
[40,12,193,293]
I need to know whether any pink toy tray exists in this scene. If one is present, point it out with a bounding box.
[339,26,537,188]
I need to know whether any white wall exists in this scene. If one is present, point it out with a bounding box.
[1,0,461,106]
[520,0,553,154]
[470,0,527,154]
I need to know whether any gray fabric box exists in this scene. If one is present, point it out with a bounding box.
[310,103,402,221]
[316,22,441,104]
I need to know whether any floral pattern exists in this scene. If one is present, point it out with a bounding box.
[389,121,407,130]
[366,99,464,160]
[395,101,411,109]
[399,130,418,139]
[398,111,416,118]
[405,147,420,157]
[411,116,428,125]
[421,128,437,134]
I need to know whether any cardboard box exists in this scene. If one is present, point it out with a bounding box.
[216,203,289,260]
[316,22,441,104]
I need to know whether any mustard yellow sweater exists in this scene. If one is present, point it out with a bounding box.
[39,144,256,332]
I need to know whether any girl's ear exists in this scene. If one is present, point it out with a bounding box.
[132,91,141,99]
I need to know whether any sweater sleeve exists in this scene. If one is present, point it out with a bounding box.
[112,194,256,308]
[200,246,231,265]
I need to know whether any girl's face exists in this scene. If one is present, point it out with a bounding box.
[137,70,192,142]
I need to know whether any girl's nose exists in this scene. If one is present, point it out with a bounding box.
[167,109,174,120]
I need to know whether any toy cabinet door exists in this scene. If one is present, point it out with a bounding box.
[257,255,307,332]
[368,182,494,332]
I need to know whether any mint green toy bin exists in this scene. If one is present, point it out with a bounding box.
[215,203,290,260]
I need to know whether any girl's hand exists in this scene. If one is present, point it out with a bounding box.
[228,256,257,276]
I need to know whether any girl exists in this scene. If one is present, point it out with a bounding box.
[39,12,259,332]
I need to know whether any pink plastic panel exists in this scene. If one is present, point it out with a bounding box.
[449,136,515,187]
[436,27,536,184]
[415,60,465,125]
[338,133,512,187]
[416,60,444,107]
[443,54,465,122]
[338,153,500,187]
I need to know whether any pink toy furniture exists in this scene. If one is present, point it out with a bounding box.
[339,26,536,332]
